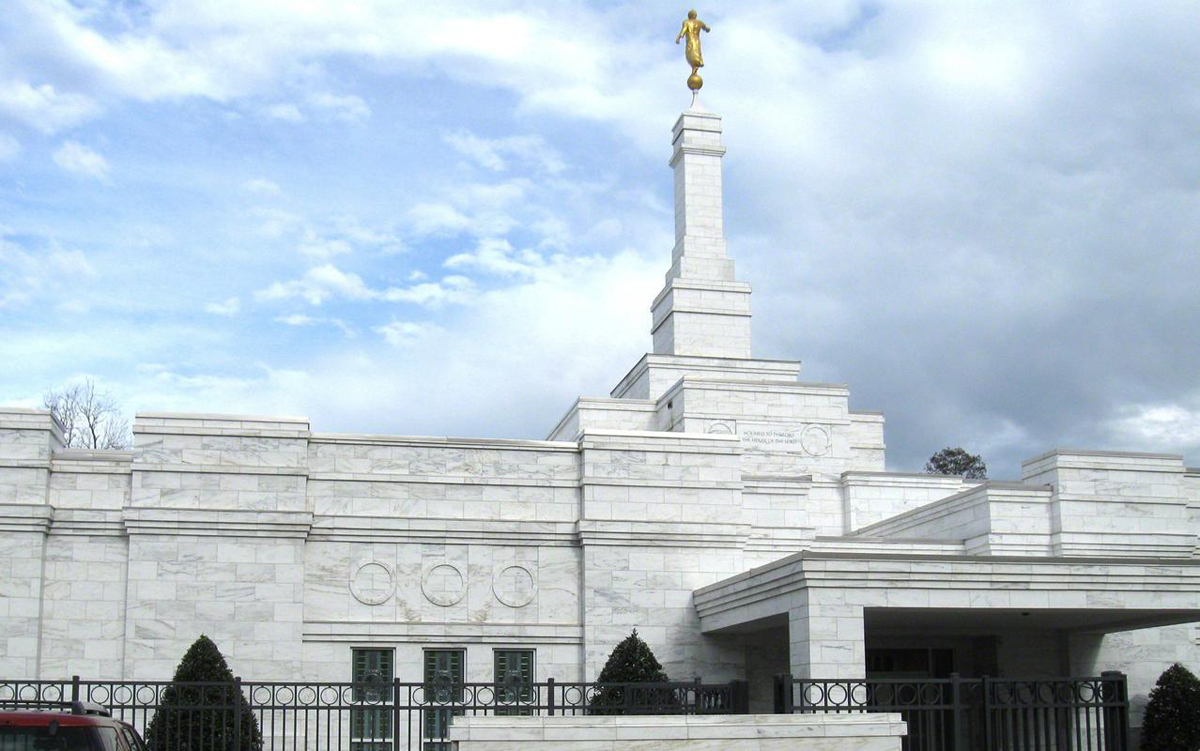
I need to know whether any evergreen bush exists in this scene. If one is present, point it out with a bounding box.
[588,629,672,715]
[1141,663,1200,751]
[144,635,263,751]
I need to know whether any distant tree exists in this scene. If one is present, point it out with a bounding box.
[144,635,263,751]
[1141,663,1200,751]
[43,378,131,449]
[924,447,987,479]
[589,629,672,715]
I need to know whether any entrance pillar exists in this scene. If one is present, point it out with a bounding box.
[788,591,865,679]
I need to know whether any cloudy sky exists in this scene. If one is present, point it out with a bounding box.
[2,0,1197,478]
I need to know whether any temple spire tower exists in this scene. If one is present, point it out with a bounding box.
[650,101,753,359]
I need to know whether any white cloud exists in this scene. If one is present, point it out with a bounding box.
[445,238,543,277]
[380,275,476,308]
[52,141,109,180]
[242,178,283,197]
[406,203,471,236]
[274,313,356,336]
[274,314,315,326]
[0,234,97,309]
[0,134,19,161]
[49,248,96,277]
[1108,400,1200,447]
[262,103,305,122]
[308,92,370,123]
[256,264,375,305]
[373,320,440,347]
[0,81,100,134]
[444,130,564,174]
[204,297,240,316]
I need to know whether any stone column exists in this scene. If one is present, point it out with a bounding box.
[788,593,866,679]
[650,105,753,360]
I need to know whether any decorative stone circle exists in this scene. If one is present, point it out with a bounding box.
[492,565,536,608]
[350,561,395,606]
[421,563,466,607]
[801,425,832,457]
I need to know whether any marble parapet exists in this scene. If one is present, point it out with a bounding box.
[448,713,906,751]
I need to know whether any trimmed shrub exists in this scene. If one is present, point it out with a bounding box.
[144,635,263,751]
[588,629,672,715]
[1141,663,1200,751]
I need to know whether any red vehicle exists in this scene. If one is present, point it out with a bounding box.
[0,702,147,750]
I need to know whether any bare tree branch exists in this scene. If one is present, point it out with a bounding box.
[43,378,131,450]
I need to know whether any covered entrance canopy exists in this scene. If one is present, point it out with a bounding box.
[694,549,1200,679]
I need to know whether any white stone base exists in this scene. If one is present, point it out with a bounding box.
[448,713,905,750]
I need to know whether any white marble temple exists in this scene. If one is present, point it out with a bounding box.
[1,101,1198,746]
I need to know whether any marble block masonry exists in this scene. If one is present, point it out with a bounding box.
[2,100,1199,736]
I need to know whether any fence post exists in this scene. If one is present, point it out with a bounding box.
[71,675,80,703]
[982,675,993,749]
[392,677,402,751]
[729,680,749,715]
[949,672,962,751]
[693,676,703,715]
[547,677,555,716]
[1101,671,1129,750]
[232,677,242,751]
[773,674,794,714]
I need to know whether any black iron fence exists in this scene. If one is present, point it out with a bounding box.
[775,672,1129,751]
[1,677,748,750]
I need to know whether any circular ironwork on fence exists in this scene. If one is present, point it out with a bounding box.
[919,683,942,705]
[895,683,920,706]
[826,683,849,706]
[296,685,317,705]
[850,683,869,706]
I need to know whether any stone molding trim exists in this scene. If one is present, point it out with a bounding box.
[308,517,578,546]
[48,508,124,536]
[694,550,1200,630]
[302,621,583,645]
[576,519,751,549]
[0,503,53,533]
[121,507,313,538]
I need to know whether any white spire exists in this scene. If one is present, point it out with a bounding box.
[649,105,752,360]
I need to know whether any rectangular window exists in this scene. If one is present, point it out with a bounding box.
[494,649,535,716]
[351,648,394,751]
[423,649,465,751]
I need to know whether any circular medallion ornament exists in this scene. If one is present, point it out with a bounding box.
[801,425,832,457]
[421,563,466,607]
[706,422,733,435]
[492,565,536,608]
[350,562,395,606]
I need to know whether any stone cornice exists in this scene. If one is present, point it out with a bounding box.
[577,519,750,548]
[0,503,53,533]
[310,434,577,452]
[304,621,583,645]
[131,463,307,476]
[122,507,313,539]
[694,549,1200,622]
[308,516,578,546]
[310,473,577,487]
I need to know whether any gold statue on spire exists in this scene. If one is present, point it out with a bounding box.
[676,9,711,91]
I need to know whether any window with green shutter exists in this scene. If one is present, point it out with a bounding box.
[423,649,465,751]
[494,650,535,716]
[351,649,393,751]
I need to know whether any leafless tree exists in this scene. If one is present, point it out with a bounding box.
[43,378,132,450]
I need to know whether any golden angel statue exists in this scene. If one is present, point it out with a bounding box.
[676,10,711,91]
